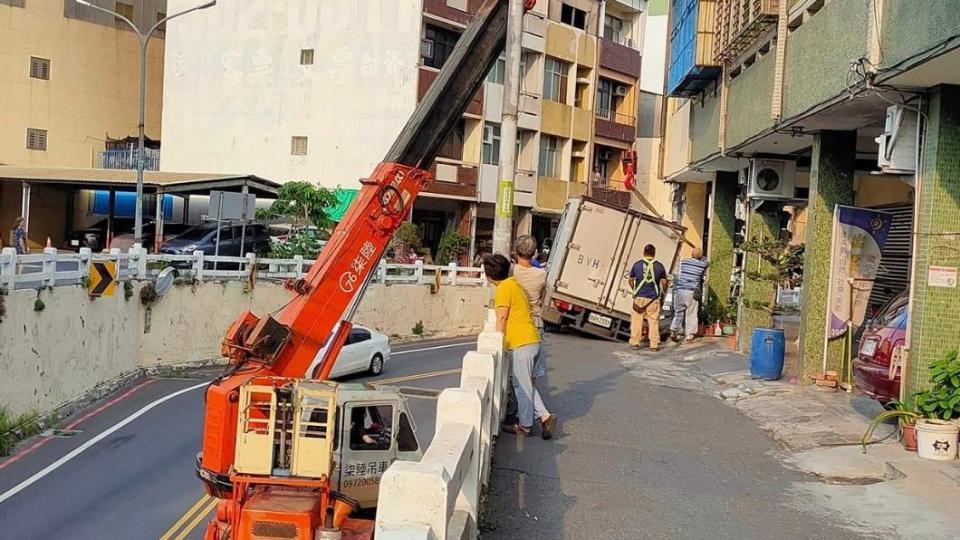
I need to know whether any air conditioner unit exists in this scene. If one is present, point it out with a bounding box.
[875,104,918,175]
[747,159,797,200]
[614,85,628,97]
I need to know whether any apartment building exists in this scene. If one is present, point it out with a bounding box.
[0,0,167,246]
[661,0,960,394]
[161,0,647,260]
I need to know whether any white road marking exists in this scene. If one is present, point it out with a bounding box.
[392,341,475,355]
[0,381,207,506]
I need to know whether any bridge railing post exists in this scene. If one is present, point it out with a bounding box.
[42,247,57,287]
[0,247,15,290]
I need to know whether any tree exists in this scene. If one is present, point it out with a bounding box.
[255,181,338,229]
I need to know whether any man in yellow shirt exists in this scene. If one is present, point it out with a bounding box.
[484,254,557,439]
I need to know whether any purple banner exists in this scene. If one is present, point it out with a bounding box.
[827,206,893,338]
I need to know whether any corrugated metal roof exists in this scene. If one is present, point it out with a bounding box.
[0,166,280,195]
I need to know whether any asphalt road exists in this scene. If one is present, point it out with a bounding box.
[0,336,476,540]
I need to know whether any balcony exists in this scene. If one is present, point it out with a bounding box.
[425,158,478,199]
[535,177,587,213]
[590,178,631,208]
[714,0,779,62]
[479,165,535,207]
[595,110,636,143]
[96,148,160,171]
[599,37,642,78]
[422,0,479,24]
[419,67,483,116]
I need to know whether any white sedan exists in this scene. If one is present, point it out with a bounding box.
[307,325,390,379]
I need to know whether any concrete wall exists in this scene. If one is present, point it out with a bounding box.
[0,1,165,167]
[0,281,489,416]
[160,0,423,188]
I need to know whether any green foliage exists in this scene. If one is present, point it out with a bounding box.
[436,229,470,266]
[913,350,960,420]
[255,181,338,229]
[123,281,134,301]
[412,320,425,336]
[740,238,805,314]
[268,231,326,259]
[699,291,725,325]
[140,282,158,306]
[861,403,921,453]
[394,222,423,248]
[0,407,43,456]
[33,297,45,312]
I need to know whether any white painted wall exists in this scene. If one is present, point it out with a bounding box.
[161,0,424,188]
[0,281,489,416]
[639,9,667,93]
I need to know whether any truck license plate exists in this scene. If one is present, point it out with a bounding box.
[587,312,612,328]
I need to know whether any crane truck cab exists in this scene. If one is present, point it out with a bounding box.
[202,378,422,539]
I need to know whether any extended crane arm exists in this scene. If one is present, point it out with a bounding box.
[199,0,517,489]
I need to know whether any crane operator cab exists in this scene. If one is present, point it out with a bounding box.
[220,379,422,538]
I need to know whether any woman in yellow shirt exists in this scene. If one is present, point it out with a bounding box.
[484,254,557,439]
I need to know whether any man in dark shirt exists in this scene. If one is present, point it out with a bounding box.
[628,244,668,351]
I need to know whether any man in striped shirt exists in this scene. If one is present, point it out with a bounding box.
[671,248,709,343]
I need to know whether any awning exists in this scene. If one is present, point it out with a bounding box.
[328,188,359,221]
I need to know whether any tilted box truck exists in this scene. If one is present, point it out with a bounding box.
[541,197,686,341]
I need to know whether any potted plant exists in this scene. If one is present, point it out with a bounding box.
[436,229,470,266]
[862,399,920,452]
[698,292,725,337]
[721,299,738,336]
[910,350,960,460]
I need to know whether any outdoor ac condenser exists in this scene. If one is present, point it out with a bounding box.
[876,104,918,175]
[747,158,797,200]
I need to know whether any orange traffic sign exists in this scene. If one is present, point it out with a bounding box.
[88,261,116,296]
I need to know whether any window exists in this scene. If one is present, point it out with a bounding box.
[421,24,460,69]
[637,91,663,138]
[604,14,626,44]
[560,4,587,30]
[482,124,501,165]
[348,328,371,345]
[596,79,613,120]
[26,128,47,151]
[300,49,314,65]
[115,2,134,23]
[156,12,166,32]
[291,136,308,155]
[397,412,418,452]
[29,57,50,80]
[543,58,569,103]
[436,119,465,160]
[486,56,505,84]
[349,405,393,451]
[539,135,561,178]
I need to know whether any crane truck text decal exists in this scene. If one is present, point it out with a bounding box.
[339,240,378,293]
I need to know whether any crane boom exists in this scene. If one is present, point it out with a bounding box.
[198,0,514,500]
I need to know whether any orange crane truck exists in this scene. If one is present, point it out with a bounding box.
[193,1,534,538]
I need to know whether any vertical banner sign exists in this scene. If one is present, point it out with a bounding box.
[825,205,893,338]
[497,179,514,218]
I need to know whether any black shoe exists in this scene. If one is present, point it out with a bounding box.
[502,423,531,437]
[541,414,557,440]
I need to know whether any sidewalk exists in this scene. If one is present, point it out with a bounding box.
[482,333,960,539]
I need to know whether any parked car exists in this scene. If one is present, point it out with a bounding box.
[160,223,272,258]
[62,227,106,252]
[112,223,192,253]
[306,325,390,379]
[853,291,909,402]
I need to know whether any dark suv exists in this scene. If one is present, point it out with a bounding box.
[160,223,272,259]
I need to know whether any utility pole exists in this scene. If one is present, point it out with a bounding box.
[76,0,216,246]
[492,0,525,256]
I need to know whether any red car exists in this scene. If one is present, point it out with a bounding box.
[853,292,909,402]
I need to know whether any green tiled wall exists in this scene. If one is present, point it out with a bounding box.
[706,172,737,309]
[726,52,776,148]
[881,1,960,72]
[739,206,780,355]
[797,131,856,382]
[782,0,868,120]
[690,93,721,163]
[905,85,960,395]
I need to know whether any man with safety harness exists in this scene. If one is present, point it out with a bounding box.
[628,244,669,351]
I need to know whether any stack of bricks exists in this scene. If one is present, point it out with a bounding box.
[811,371,839,392]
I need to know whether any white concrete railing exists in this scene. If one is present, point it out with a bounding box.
[376,312,507,540]
[0,247,486,290]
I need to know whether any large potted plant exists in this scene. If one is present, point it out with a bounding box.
[861,398,920,452]
[912,350,960,460]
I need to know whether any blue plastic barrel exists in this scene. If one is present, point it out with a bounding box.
[750,328,785,380]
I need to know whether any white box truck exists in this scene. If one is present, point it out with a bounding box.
[541,197,686,341]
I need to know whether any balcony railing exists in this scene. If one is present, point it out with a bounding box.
[96,148,160,171]
[595,111,636,142]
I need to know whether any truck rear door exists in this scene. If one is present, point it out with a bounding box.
[553,200,630,307]
[603,214,684,317]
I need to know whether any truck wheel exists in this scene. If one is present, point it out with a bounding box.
[368,353,384,376]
